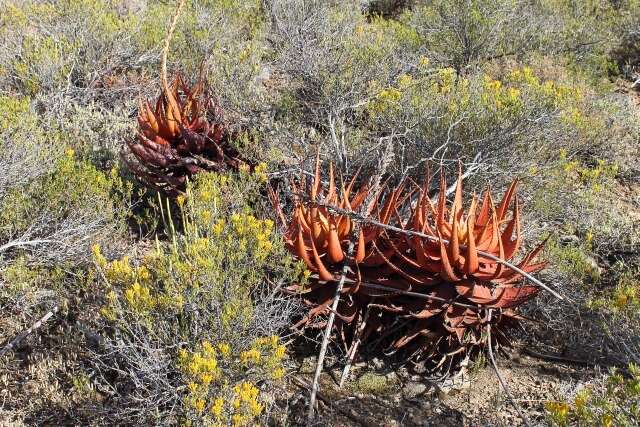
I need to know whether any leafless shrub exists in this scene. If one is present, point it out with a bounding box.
[267,0,422,169]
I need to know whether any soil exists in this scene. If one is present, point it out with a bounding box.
[286,343,600,427]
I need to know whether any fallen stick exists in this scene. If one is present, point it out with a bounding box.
[307,242,354,421]
[339,303,372,388]
[521,348,617,368]
[299,196,565,302]
[0,306,59,359]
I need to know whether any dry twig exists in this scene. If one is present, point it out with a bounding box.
[339,302,372,388]
[308,241,354,421]
[161,0,186,97]
[292,375,367,426]
[0,306,59,359]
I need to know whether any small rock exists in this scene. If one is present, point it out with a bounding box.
[385,371,398,382]
[371,357,384,369]
[403,381,427,398]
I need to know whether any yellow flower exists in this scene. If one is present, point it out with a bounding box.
[217,342,231,358]
[212,218,226,235]
[92,244,106,267]
[545,402,569,421]
[272,367,285,380]
[211,397,224,418]
[574,390,588,411]
[397,74,413,88]
[187,382,199,393]
[585,231,594,245]
[240,348,261,365]
[254,162,269,183]
[124,282,155,311]
[615,291,629,309]
[274,344,286,359]
[232,414,247,427]
[232,381,263,417]
[193,398,206,412]
[202,341,215,356]
[200,373,213,385]
[200,209,212,224]
[559,148,567,160]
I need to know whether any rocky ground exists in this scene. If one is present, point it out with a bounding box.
[285,342,604,427]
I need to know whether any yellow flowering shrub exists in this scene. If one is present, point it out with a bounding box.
[364,64,590,162]
[93,172,301,424]
[588,265,640,315]
[546,364,640,426]
[178,336,286,425]
[531,148,620,235]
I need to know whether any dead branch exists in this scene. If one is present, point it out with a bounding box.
[292,375,367,426]
[308,241,354,421]
[339,302,372,388]
[160,0,186,97]
[0,306,59,359]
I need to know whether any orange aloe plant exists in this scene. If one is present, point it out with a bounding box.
[275,158,547,368]
[125,74,249,196]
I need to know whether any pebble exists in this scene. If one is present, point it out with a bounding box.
[403,381,427,398]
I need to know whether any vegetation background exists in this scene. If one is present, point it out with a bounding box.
[0,0,639,425]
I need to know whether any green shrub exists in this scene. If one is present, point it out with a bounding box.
[360,63,592,176]
[53,100,136,167]
[0,95,58,198]
[546,364,640,426]
[90,171,303,424]
[0,149,131,266]
[406,0,527,70]
[545,239,601,285]
[0,0,269,119]
[406,0,640,82]
[590,265,640,315]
